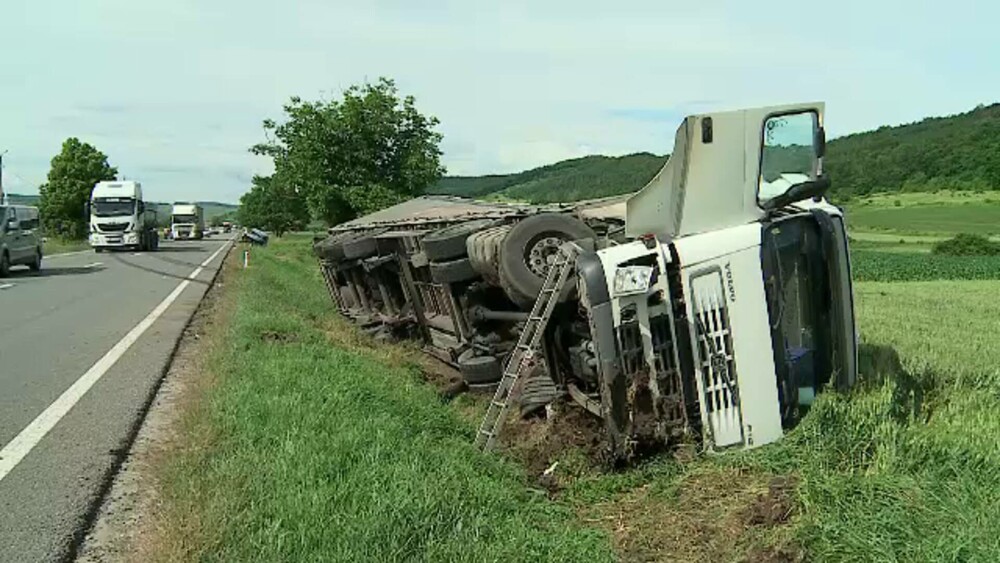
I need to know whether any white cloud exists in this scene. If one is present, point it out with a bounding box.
[0,0,996,203]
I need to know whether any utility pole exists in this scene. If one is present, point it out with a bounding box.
[0,150,7,205]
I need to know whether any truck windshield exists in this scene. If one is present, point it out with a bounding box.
[172,215,198,224]
[93,198,135,217]
[761,212,855,423]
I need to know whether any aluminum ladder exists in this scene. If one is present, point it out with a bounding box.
[475,243,579,451]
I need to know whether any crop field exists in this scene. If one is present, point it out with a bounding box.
[851,250,1000,281]
[845,191,1000,235]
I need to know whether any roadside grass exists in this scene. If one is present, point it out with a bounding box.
[43,236,89,255]
[152,235,614,562]
[154,235,1000,562]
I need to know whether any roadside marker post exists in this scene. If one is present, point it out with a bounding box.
[243,249,249,268]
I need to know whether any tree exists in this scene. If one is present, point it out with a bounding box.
[38,138,118,238]
[237,174,308,236]
[251,78,445,225]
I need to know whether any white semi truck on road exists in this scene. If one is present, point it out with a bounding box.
[170,203,204,240]
[88,181,160,252]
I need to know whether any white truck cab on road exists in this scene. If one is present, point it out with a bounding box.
[88,181,160,252]
[170,203,204,240]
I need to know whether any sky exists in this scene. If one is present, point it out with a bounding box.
[1,0,996,204]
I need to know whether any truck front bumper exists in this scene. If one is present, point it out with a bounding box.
[90,232,140,247]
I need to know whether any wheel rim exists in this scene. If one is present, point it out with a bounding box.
[526,235,565,278]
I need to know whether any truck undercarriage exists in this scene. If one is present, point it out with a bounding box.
[313,102,858,461]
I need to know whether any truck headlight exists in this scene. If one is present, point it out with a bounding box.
[613,265,653,296]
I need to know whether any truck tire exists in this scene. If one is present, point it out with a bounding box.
[467,225,510,285]
[498,214,596,308]
[519,369,560,418]
[429,257,479,284]
[424,219,496,262]
[458,351,502,384]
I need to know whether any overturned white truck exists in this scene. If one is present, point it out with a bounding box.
[314,102,857,460]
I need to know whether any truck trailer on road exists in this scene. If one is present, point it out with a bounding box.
[314,102,857,460]
[170,203,204,240]
[88,181,160,252]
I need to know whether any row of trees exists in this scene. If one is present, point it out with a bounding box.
[241,77,446,234]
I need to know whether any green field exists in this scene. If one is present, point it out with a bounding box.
[846,191,1000,235]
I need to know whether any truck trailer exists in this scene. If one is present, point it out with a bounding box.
[88,181,160,252]
[313,102,857,459]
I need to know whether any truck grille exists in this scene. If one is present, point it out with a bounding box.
[98,222,129,232]
[689,270,742,446]
[616,311,687,433]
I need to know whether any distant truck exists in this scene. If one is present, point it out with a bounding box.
[88,181,160,252]
[170,203,204,240]
[222,221,233,233]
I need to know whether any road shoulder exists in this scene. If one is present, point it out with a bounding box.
[76,245,238,562]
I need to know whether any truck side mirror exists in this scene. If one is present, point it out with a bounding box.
[84,202,91,218]
[815,126,826,158]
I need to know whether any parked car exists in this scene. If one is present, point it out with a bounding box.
[0,205,43,276]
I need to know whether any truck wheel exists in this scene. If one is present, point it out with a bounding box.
[498,214,596,308]
[342,233,380,260]
[429,257,479,284]
[0,251,9,278]
[458,351,502,384]
[424,219,497,262]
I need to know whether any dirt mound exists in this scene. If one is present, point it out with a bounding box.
[582,468,803,563]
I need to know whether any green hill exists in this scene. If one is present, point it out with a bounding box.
[430,153,667,203]
[432,103,1000,203]
[825,103,1000,198]
[6,194,237,221]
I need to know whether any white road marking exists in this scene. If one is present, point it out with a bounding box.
[83,262,103,269]
[0,241,231,483]
[0,283,14,290]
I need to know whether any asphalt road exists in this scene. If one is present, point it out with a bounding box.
[0,238,232,562]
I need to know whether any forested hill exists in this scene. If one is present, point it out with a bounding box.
[824,103,1000,197]
[433,103,1000,202]
[431,153,667,203]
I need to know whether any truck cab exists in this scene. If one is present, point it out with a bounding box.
[88,181,160,252]
[170,204,204,240]
[582,102,857,456]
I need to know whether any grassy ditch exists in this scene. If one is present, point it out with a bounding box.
[149,235,614,562]
[153,235,1000,562]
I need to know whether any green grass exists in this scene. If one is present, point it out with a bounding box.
[726,280,1000,561]
[847,204,1000,235]
[159,235,1000,562]
[851,249,1000,281]
[42,237,90,255]
[842,192,1000,236]
[156,236,614,562]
